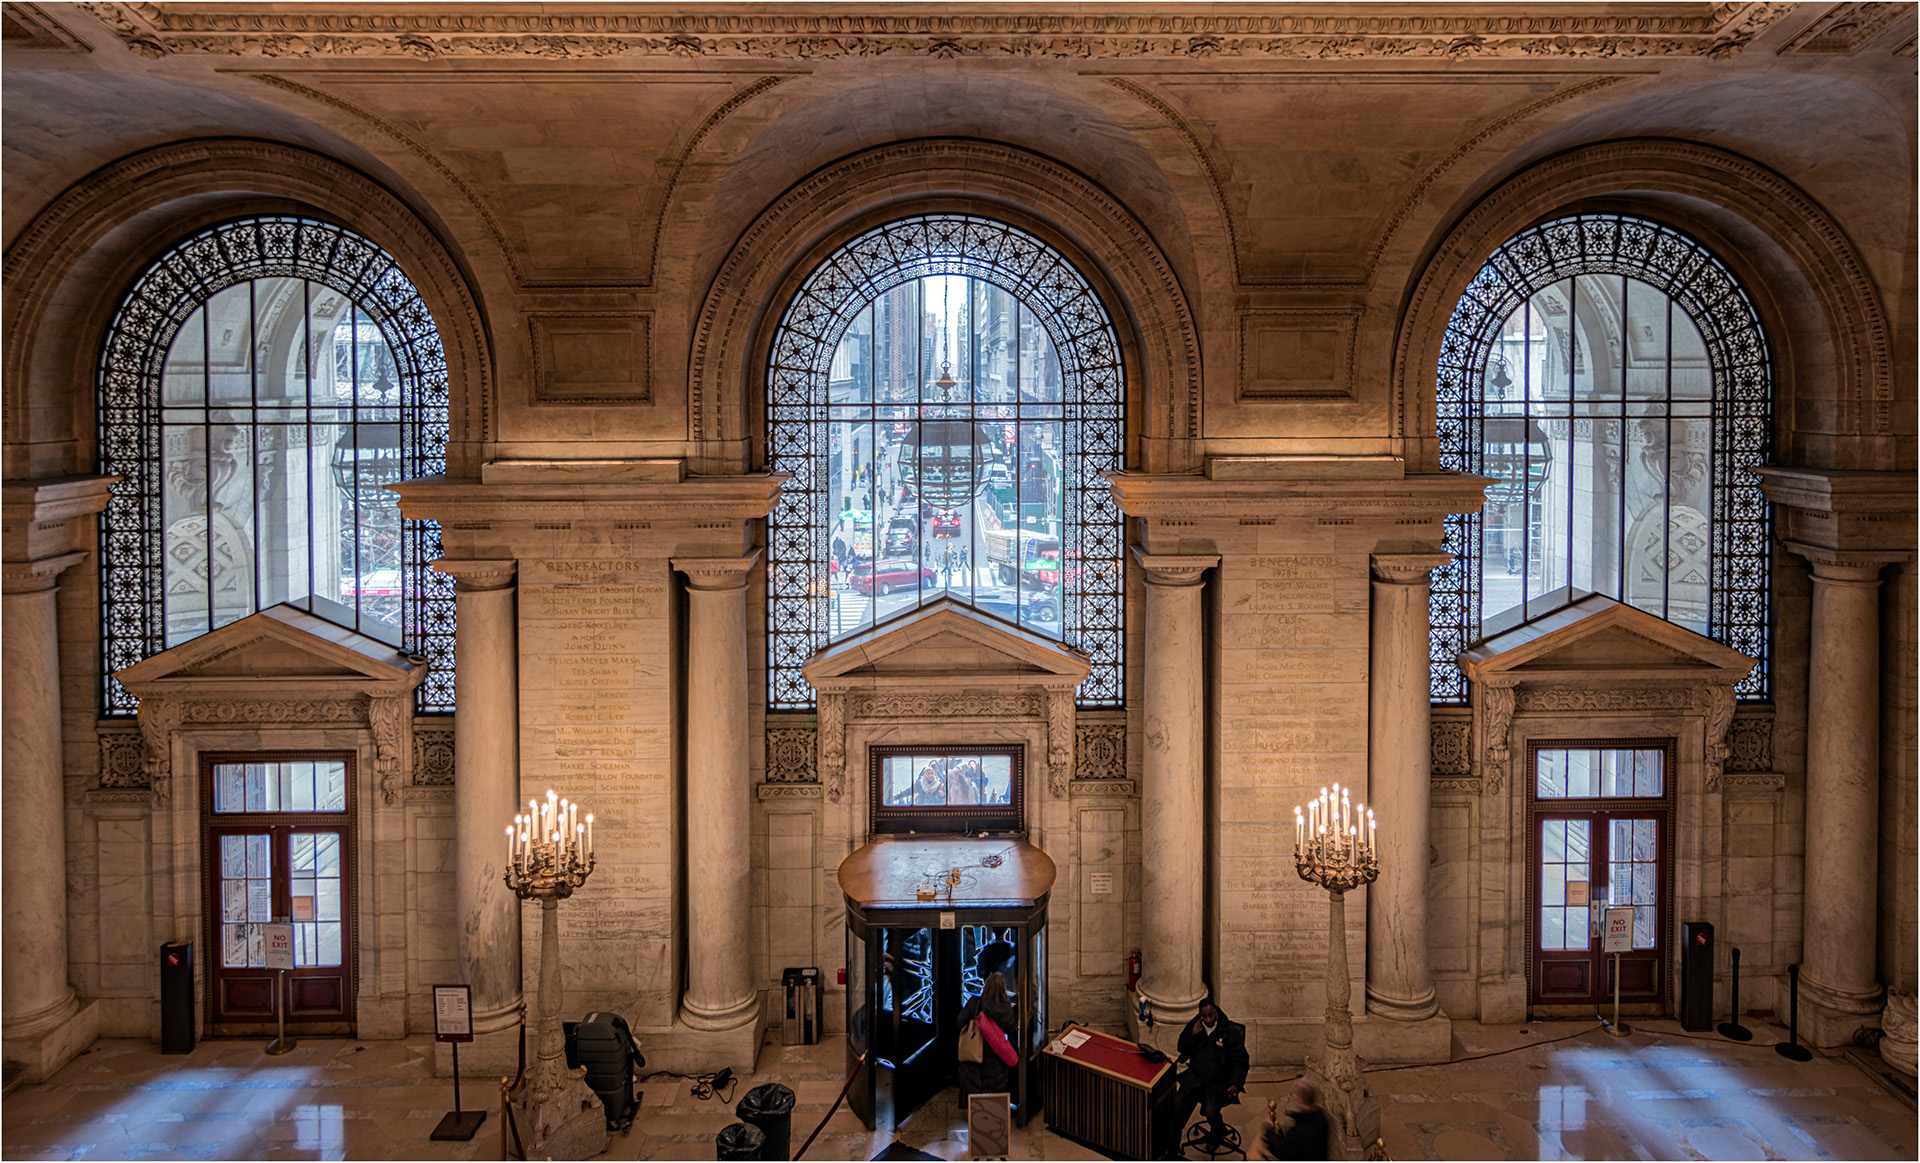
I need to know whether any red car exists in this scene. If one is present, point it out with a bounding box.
[849,559,936,596]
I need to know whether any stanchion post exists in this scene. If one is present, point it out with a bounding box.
[1776,962,1813,1061]
[1719,947,1753,1041]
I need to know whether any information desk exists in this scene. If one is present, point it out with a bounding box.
[1039,1023,1176,1159]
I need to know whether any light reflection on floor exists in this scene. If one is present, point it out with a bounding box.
[3,1018,1911,1161]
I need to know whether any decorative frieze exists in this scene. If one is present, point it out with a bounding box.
[1069,779,1137,797]
[757,783,824,801]
[80,4,1788,61]
[847,691,1044,720]
[1512,685,1694,712]
[765,726,818,784]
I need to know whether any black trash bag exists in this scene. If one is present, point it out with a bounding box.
[573,1011,641,1131]
[735,1083,797,1160]
[716,1121,766,1160]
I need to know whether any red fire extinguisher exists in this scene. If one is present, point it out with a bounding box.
[1126,950,1141,993]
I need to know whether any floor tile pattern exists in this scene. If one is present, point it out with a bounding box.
[3,1019,1912,1160]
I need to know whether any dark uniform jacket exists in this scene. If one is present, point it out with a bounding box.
[1176,1009,1250,1090]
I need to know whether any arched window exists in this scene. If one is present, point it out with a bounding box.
[1431,213,1771,702]
[765,215,1124,709]
[98,217,454,714]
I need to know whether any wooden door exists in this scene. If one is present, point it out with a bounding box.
[204,755,355,1032]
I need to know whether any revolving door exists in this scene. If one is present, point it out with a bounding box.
[839,838,1055,1131]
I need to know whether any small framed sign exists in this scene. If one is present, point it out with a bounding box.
[291,895,315,923]
[433,984,473,1042]
[264,922,295,971]
[1602,906,1636,954]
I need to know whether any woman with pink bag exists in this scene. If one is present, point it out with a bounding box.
[955,969,1020,1099]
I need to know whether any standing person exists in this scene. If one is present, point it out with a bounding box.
[956,970,1019,1100]
[1172,999,1249,1151]
[1254,1081,1329,1160]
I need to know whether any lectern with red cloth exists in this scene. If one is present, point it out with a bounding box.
[1039,1023,1177,1159]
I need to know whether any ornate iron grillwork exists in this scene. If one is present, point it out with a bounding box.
[1431,213,1771,703]
[97,217,454,714]
[765,215,1124,709]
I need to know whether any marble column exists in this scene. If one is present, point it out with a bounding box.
[1794,547,1890,1043]
[1366,553,1450,1024]
[672,554,760,1032]
[2,551,95,1079]
[1132,550,1218,1039]
[435,559,523,1070]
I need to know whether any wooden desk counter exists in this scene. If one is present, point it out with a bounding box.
[839,837,1056,909]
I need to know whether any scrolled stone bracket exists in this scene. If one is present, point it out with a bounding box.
[1478,680,1516,795]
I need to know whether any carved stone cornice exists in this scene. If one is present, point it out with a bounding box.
[1370,552,1452,587]
[672,552,761,592]
[1757,467,1917,557]
[80,3,1790,60]
[1,550,85,594]
[1132,548,1219,588]
[2,476,115,569]
[1108,471,1491,526]
[432,558,517,593]
[393,473,787,530]
[1069,779,1138,797]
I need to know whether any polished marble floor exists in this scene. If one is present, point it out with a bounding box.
[3,1017,1912,1160]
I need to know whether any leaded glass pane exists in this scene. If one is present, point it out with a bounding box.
[766,216,1124,708]
[1431,214,1770,703]
[99,217,454,714]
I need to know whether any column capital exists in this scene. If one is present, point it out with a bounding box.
[1,550,86,594]
[1131,548,1218,587]
[1370,552,1451,586]
[672,551,760,591]
[1783,542,1904,582]
[433,558,517,592]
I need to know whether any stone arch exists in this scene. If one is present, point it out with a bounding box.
[1394,138,1896,474]
[2,138,492,479]
[686,138,1201,475]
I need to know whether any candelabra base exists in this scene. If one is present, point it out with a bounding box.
[518,1085,610,1161]
[1305,1060,1383,1161]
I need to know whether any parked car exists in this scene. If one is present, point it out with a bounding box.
[849,559,936,597]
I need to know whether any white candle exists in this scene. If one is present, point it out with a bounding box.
[586,813,594,858]
[506,825,514,870]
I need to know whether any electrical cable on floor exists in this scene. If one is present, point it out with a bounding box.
[1363,1022,1607,1073]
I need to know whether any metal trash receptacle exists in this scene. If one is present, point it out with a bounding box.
[780,967,820,1046]
[736,1083,795,1160]
[716,1121,765,1160]
[160,941,194,1054]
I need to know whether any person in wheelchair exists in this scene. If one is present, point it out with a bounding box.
[1172,998,1249,1152]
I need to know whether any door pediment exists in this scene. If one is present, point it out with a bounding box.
[802,598,1090,687]
[115,604,423,694]
[1461,595,1755,686]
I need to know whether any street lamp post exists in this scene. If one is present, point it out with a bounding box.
[504,790,606,1160]
[1294,783,1384,1160]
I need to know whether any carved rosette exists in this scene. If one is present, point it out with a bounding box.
[98,727,147,789]
[1429,716,1472,779]
[818,695,846,804]
[1478,681,1515,794]
[135,696,181,804]
[364,694,407,805]
[413,725,455,786]
[1725,713,1773,775]
[1074,722,1126,781]
[765,726,818,784]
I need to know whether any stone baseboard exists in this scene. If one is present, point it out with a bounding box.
[1355,1012,1451,1065]
[433,1025,526,1080]
[636,1006,769,1076]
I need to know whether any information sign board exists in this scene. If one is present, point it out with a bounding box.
[433,984,473,1042]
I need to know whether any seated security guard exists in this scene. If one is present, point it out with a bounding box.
[1172,998,1249,1151]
